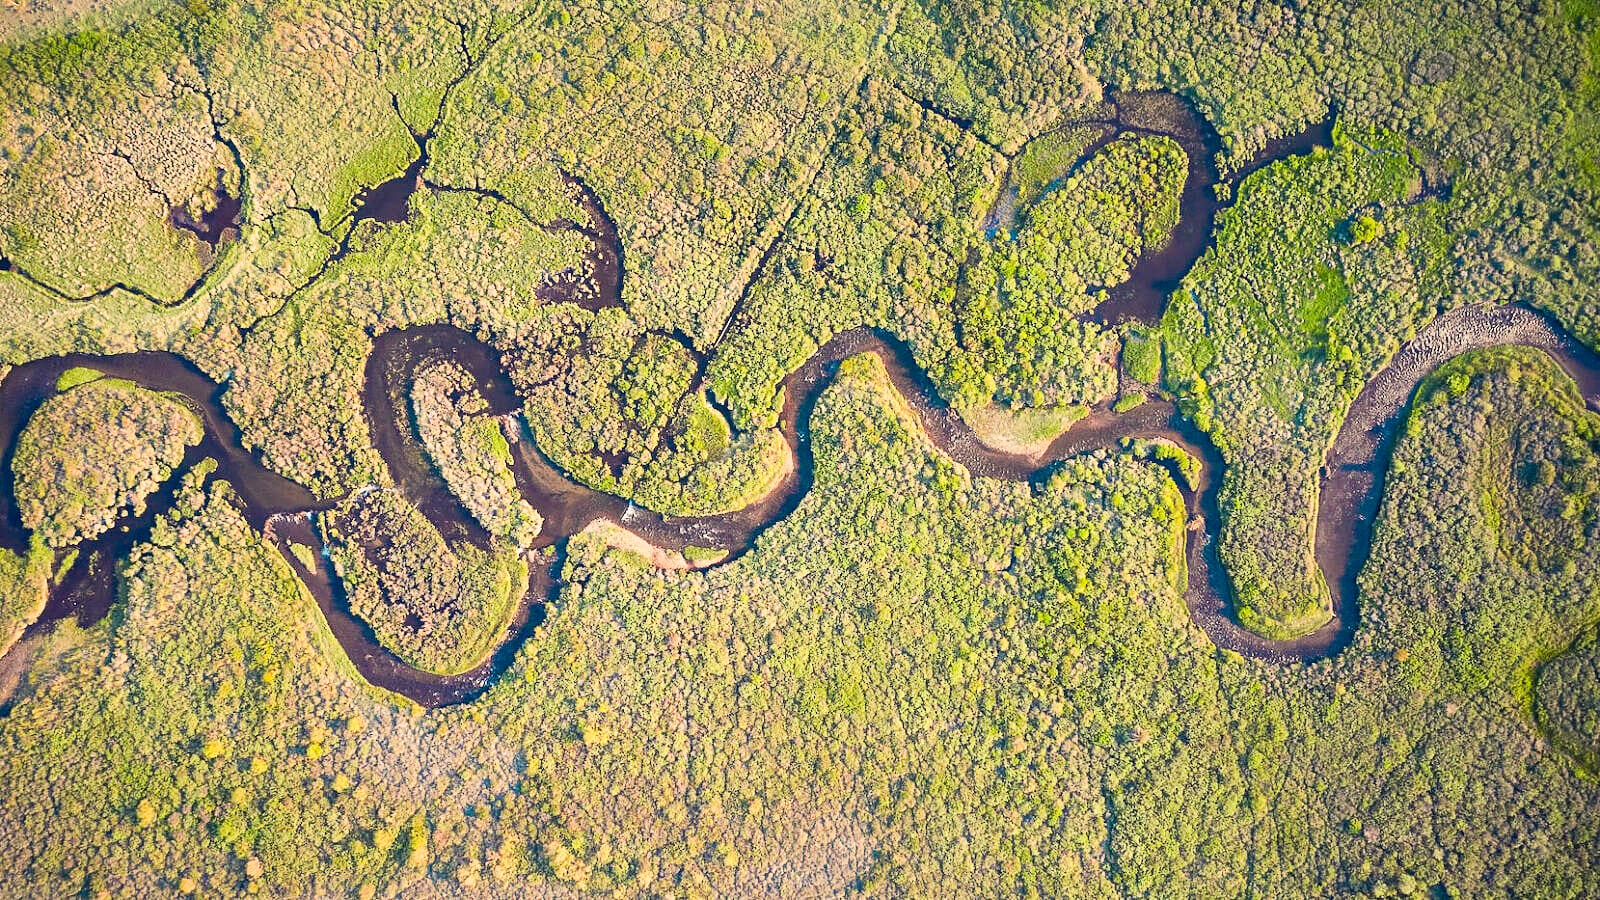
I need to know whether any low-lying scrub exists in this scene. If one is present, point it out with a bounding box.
[325,490,526,676]
[12,375,201,548]
[410,359,541,549]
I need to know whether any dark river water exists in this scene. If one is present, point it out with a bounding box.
[2,93,1597,705]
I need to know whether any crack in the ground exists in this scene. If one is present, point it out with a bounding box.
[194,77,252,222]
[423,168,612,245]
[257,204,336,240]
[1,257,186,308]
[104,149,180,209]
[235,18,535,344]
[420,179,541,227]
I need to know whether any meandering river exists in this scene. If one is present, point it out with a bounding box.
[2,94,1597,706]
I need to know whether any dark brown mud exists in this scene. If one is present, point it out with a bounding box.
[532,173,625,310]
[351,155,426,226]
[347,93,440,230]
[169,175,244,249]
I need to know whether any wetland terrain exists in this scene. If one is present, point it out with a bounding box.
[0,0,1599,896]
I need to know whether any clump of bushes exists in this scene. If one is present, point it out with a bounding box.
[326,489,526,675]
[11,375,202,548]
[410,358,541,548]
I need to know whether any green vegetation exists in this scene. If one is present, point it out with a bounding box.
[0,0,1599,894]
[54,367,104,391]
[1009,125,1110,206]
[1350,213,1382,245]
[11,377,201,548]
[514,314,791,516]
[1120,329,1162,386]
[0,349,1596,895]
[0,539,49,657]
[410,359,541,549]
[954,134,1185,413]
[325,490,526,676]
[1162,123,1450,637]
[958,401,1087,456]
[1126,437,1201,491]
